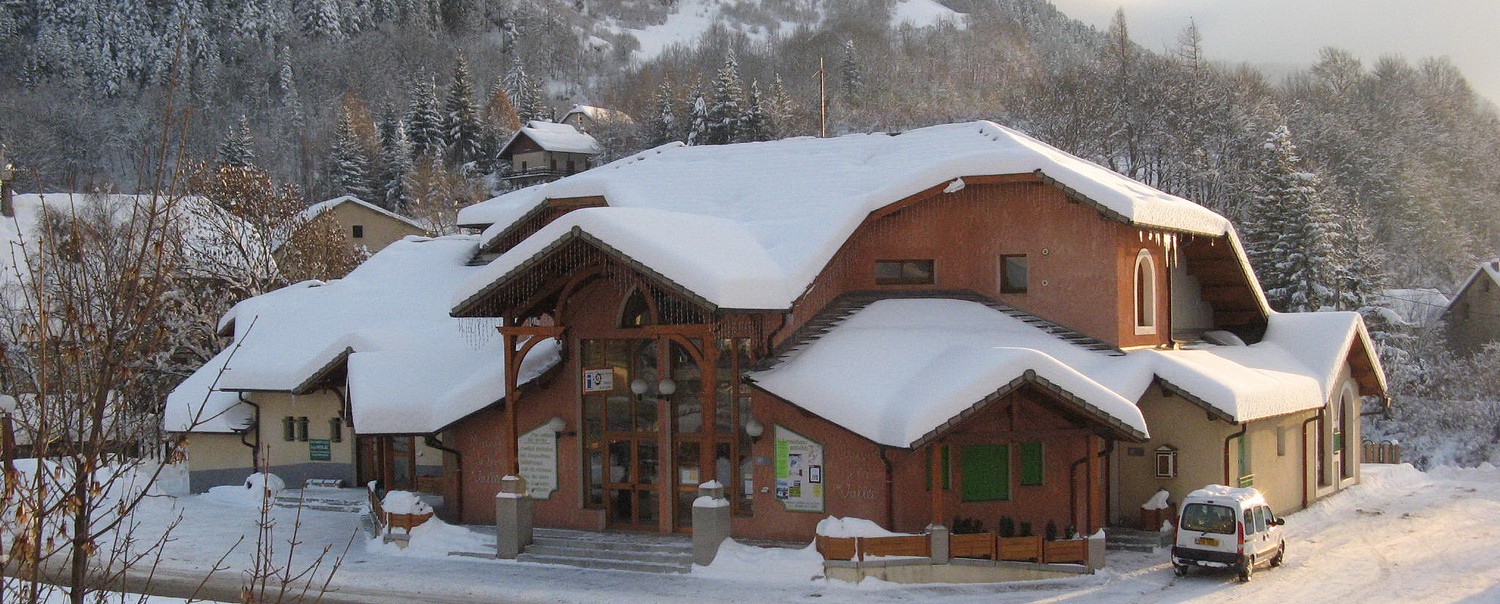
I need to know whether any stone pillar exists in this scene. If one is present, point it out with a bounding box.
[1087,530,1108,571]
[691,481,731,567]
[926,524,950,564]
[495,475,532,559]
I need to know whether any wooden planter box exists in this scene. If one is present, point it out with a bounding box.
[1141,504,1177,531]
[1042,539,1088,565]
[386,511,433,534]
[997,536,1042,563]
[950,532,997,560]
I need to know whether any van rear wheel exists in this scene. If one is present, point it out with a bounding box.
[1238,557,1254,582]
[1174,564,1188,577]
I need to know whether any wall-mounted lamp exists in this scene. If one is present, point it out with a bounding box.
[546,415,576,437]
[630,378,677,398]
[745,418,764,444]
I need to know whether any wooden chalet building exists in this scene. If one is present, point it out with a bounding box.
[1442,261,1500,355]
[498,121,601,188]
[171,121,1386,546]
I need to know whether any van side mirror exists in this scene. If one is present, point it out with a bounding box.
[1274,518,1285,526]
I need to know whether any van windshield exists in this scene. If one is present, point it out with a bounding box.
[1181,503,1236,535]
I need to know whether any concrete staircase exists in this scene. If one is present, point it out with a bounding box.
[1105,527,1173,552]
[271,488,368,514]
[516,528,694,574]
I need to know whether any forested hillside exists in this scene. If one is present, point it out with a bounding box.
[3,0,1499,463]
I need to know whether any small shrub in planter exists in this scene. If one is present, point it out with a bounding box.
[1045,520,1059,542]
[998,515,1016,538]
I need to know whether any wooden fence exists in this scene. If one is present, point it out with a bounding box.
[816,532,1088,565]
[1362,440,1402,464]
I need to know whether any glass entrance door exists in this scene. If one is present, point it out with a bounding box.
[583,339,665,529]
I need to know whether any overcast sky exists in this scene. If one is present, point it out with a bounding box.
[1048,0,1500,107]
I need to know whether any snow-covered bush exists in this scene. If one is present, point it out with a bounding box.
[381,490,433,516]
[1367,333,1500,468]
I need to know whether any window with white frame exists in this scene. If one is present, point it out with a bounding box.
[1134,249,1157,334]
[1154,445,1177,478]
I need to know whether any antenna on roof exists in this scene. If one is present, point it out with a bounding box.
[812,58,827,138]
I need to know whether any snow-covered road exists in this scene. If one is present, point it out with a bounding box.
[133,464,1500,603]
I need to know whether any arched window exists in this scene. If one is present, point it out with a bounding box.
[619,288,654,328]
[1134,249,1157,335]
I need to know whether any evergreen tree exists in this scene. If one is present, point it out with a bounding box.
[765,74,796,139]
[276,49,304,129]
[706,51,743,145]
[519,73,548,123]
[686,84,709,146]
[839,39,863,108]
[301,0,344,40]
[1247,125,1340,312]
[378,108,414,213]
[444,54,482,167]
[646,81,677,147]
[217,115,255,168]
[740,80,768,142]
[405,73,445,160]
[327,106,374,200]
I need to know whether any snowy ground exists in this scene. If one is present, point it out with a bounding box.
[122,464,1500,603]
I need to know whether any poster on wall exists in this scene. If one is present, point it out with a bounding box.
[774,426,824,512]
[582,368,613,393]
[517,425,558,499]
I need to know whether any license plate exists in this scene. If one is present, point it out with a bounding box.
[1195,537,1219,546]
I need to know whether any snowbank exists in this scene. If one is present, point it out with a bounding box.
[692,539,823,582]
[381,490,433,516]
[368,516,494,560]
[815,516,909,538]
[203,472,284,508]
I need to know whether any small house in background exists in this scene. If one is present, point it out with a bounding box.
[1443,261,1500,354]
[498,121,601,188]
[560,104,634,133]
[298,196,429,253]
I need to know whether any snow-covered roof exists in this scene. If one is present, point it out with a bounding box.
[748,299,1380,448]
[164,347,255,434]
[455,185,548,229]
[505,121,602,155]
[748,299,1152,446]
[297,195,430,233]
[0,193,263,292]
[1446,261,1500,314]
[564,104,634,125]
[454,121,1234,313]
[166,236,561,435]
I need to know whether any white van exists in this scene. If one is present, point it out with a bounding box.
[1171,485,1285,581]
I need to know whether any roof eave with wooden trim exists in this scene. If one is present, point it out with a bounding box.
[452,226,721,318]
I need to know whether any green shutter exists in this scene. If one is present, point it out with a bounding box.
[961,444,1009,501]
[941,445,950,489]
[1019,442,1043,486]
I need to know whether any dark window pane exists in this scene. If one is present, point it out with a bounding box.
[609,440,631,483]
[638,441,659,485]
[610,489,632,523]
[638,489,658,523]
[676,441,701,485]
[606,395,632,432]
[903,260,933,283]
[875,261,903,283]
[1002,255,1028,293]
